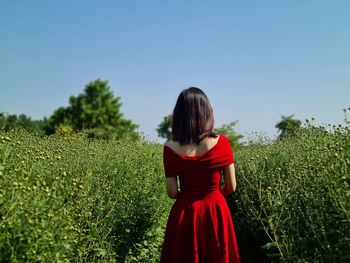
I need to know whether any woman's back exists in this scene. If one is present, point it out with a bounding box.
[161,134,240,262]
[163,135,232,195]
[165,136,220,157]
[161,87,240,263]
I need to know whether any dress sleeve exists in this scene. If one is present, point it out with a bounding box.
[200,135,235,168]
[163,146,178,177]
[221,135,235,166]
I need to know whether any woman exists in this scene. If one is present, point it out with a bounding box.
[160,87,240,263]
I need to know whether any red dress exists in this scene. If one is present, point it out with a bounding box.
[160,135,240,263]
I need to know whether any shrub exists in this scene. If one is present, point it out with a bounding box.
[1,121,349,262]
[231,124,350,262]
[0,129,171,262]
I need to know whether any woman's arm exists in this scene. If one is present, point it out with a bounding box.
[221,163,237,196]
[165,177,180,199]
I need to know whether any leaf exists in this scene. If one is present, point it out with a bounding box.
[261,242,278,250]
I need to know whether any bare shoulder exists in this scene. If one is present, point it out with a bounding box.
[164,140,177,148]
[205,135,220,146]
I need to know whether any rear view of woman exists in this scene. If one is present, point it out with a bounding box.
[161,87,240,263]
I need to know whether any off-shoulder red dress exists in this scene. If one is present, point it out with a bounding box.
[160,135,240,263]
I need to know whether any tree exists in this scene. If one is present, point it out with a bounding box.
[0,112,48,135]
[46,79,139,139]
[156,114,172,140]
[44,107,69,135]
[275,115,301,138]
[156,115,243,149]
[213,121,243,150]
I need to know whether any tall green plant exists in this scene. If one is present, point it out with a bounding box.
[0,130,171,262]
[231,122,350,262]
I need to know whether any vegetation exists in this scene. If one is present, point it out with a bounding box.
[45,79,139,139]
[213,121,243,151]
[0,113,48,136]
[232,121,350,262]
[275,115,302,138]
[156,115,172,141]
[1,79,139,140]
[1,114,349,262]
[0,129,171,262]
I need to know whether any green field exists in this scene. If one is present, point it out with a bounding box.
[0,125,349,262]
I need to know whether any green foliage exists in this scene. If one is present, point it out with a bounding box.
[232,122,350,262]
[156,114,172,140]
[1,118,349,262]
[46,79,139,139]
[214,121,243,151]
[0,112,48,135]
[56,123,74,135]
[275,115,302,138]
[0,130,171,262]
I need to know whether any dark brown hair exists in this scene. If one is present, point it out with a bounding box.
[172,87,217,145]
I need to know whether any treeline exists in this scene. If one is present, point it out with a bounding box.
[0,113,48,135]
[2,78,328,144]
[1,79,139,140]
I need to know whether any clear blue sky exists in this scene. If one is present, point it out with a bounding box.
[1,1,349,142]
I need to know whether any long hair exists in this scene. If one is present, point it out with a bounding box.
[172,87,217,145]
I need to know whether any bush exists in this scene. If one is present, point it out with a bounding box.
[0,129,172,262]
[231,124,350,262]
[1,122,349,262]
